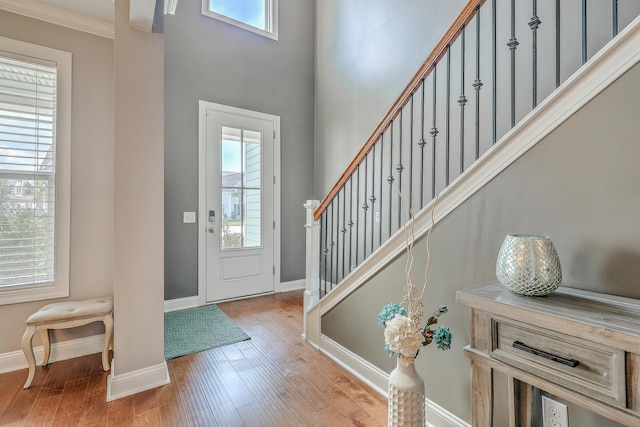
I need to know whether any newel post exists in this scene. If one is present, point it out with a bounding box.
[303,200,320,342]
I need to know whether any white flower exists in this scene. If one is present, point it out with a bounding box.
[384,314,423,358]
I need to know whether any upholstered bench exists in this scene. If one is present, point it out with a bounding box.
[21,297,113,389]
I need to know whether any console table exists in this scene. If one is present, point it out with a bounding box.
[456,283,640,426]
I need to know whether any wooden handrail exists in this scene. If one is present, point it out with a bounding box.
[314,0,486,221]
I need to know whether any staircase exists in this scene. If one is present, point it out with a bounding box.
[304,1,640,424]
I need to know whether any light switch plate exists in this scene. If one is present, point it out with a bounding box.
[183,212,196,223]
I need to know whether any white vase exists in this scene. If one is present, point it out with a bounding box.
[388,357,425,427]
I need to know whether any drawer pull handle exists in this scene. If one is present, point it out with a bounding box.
[512,341,580,367]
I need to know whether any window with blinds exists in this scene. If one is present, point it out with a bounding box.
[0,36,71,305]
[0,55,56,289]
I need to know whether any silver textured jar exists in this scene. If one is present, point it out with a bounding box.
[496,234,562,296]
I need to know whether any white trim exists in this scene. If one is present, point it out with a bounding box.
[0,0,114,39]
[0,333,107,374]
[306,14,640,331]
[320,335,388,395]
[164,296,199,313]
[129,0,156,33]
[0,36,72,306]
[319,335,469,427]
[198,101,281,306]
[201,0,279,41]
[278,279,305,293]
[106,359,170,402]
[165,0,179,15]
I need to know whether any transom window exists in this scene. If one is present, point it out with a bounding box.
[0,37,71,305]
[202,0,278,41]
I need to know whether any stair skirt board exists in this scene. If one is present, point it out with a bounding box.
[319,335,470,427]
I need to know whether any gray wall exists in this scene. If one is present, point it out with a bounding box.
[0,12,114,354]
[315,0,467,196]
[323,62,640,424]
[164,0,315,299]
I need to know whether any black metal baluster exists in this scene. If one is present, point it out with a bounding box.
[530,0,541,108]
[397,110,404,229]
[334,193,339,283]
[409,95,414,214]
[348,177,353,272]
[431,65,438,198]
[370,144,376,253]
[492,0,497,144]
[323,212,328,295]
[418,81,426,207]
[508,0,519,128]
[355,165,360,267]
[582,0,587,64]
[330,200,335,290]
[555,0,561,88]
[445,45,451,186]
[612,0,618,37]
[388,120,394,237]
[474,7,483,160]
[459,25,467,175]
[362,156,368,259]
[340,184,344,279]
[318,212,323,298]
[379,134,384,244]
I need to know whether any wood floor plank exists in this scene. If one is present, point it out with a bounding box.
[24,394,62,426]
[54,377,89,420]
[131,407,161,427]
[0,369,47,425]
[194,367,244,427]
[186,408,219,427]
[0,371,25,420]
[0,290,387,426]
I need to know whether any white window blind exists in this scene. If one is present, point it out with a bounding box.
[0,53,57,290]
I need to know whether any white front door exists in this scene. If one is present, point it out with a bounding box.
[199,102,279,302]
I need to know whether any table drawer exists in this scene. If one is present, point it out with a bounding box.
[489,316,626,408]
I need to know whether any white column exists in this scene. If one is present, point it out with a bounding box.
[303,200,320,341]
[108,0,169,401]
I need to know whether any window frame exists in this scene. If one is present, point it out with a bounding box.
[201,0,279,41]
[0,36,71,305]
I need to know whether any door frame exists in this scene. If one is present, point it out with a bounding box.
[197,100,281,305]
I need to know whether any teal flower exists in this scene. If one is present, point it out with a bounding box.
[433,326,452,350]
[378,303,407,328]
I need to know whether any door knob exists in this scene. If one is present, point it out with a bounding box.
[208,227,214,234]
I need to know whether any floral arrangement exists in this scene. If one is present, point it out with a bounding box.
[377,194,452,366]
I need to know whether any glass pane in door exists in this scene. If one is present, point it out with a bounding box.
[220,126,262,250]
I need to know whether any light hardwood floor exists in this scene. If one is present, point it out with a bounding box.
[0,290,387,426]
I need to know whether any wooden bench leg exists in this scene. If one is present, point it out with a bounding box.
[40,329,51,367]
[21,325,37,389]
[102,313,113,371]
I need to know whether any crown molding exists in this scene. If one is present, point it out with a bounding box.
[0,0,114,39]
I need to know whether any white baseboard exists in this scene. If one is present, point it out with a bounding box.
[320,335,388,395]
[164,295,199,313]
[319,335,470,427]
[0,333,107,374]
[106,359,170,402]
[278,279,306,293]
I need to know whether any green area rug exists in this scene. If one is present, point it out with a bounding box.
[164,305,250,360]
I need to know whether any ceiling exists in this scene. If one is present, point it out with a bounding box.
[32,0,114,23]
